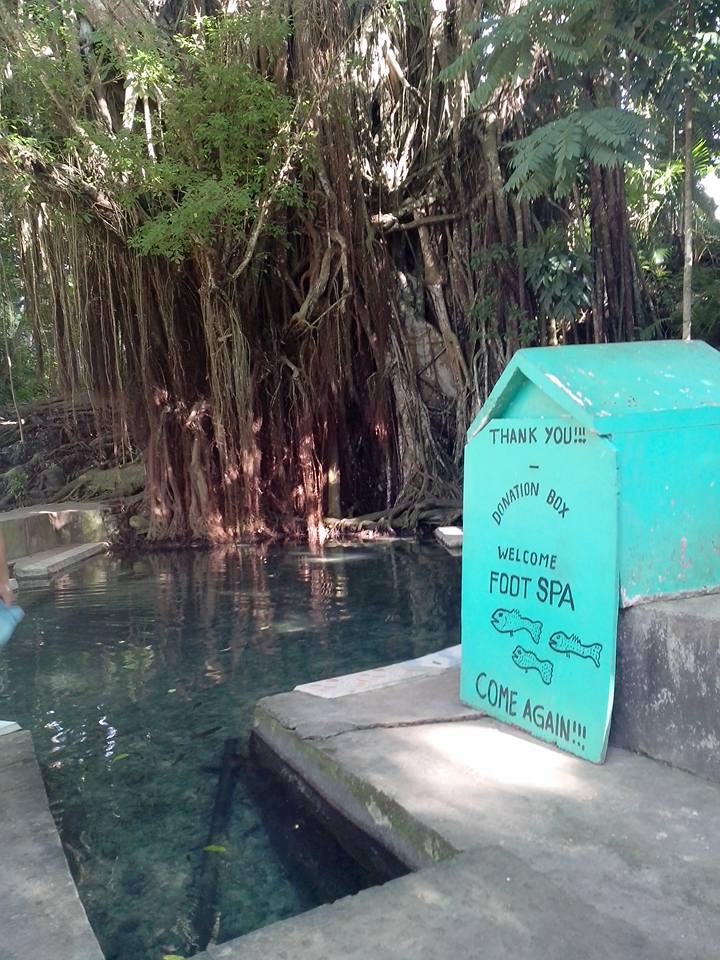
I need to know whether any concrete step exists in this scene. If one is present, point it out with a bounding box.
[612,593,720,781]
[250,666,720,960]
[11,542,108,580]
[0,502,110,563]
[202,846,669,960]
[434,525,463,553]
[0,730,103,960]
[295,645,462,699]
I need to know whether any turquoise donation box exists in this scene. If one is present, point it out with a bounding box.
[460,340,720,762]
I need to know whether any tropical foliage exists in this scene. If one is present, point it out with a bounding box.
[0,0,718,540]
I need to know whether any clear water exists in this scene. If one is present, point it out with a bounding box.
[0,542,460,960]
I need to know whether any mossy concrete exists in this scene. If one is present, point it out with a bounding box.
[234,663,720,960]
[254,704,457,870]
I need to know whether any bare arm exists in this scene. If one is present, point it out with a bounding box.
[0,534,12,606]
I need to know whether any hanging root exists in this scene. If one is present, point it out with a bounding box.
[0,1,651,544]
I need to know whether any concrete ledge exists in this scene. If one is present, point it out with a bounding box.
[0,503,111,563]
[255,670,470,870]
[254,706,457,870]
[203,845,661,960]
[613,593,720,782]
[245,666,720,960]
[12,542,108,580]
[0,730,103,960]
[434,526,463,553]
[295,645,461,698]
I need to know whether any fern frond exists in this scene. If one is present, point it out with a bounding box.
[507,108,648,199]
[438,40,484,83]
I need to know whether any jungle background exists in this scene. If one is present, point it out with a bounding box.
[0,0,718,542]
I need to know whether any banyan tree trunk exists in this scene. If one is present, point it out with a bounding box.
[588,163,645,343]
[0,0,654,544]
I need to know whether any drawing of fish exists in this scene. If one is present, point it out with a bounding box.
[491,608,542,644]
[511,646,553,685]
[549,631,602,668]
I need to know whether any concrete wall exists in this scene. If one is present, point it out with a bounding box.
[0,504,110,561]
[611,594,720,783]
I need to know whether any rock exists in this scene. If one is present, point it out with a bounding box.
[37,463,65,492]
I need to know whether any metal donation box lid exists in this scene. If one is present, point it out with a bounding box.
[460,340,720,763]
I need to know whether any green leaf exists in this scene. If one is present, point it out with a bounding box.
[202,844,227,854]
[505,107,649,199]
[111,753,129,764]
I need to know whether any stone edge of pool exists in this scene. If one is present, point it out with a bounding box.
[201,660,720,960]
[0,649,466,960]
[0,727,104,960]
[293,644,462,698]
[5,597,720,960]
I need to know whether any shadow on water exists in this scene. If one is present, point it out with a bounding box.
[0,542,460,959]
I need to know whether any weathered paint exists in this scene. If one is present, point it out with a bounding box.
[465,340,720,605]
[462,340,720,762]
[471,339,720,436]
[460,418,618,762]
[614,422,720,601]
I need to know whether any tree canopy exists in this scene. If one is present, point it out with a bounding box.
[1,0,718,539]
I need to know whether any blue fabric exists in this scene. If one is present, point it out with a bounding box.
[0,604,24,648]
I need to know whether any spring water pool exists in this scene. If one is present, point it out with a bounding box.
[0,542,460,960]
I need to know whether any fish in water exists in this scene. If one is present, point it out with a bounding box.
[491,608,542,644]
[511,645,553,685]
[549,631,602,668]
[191,725,222,740]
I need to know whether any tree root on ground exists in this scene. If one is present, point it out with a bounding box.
[54,462,146,502]
[324,498,462,538]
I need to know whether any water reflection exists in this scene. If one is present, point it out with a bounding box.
[0,543,460,960]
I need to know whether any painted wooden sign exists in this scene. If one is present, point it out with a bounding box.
[461,418,619,762]
[461,341,720,762]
